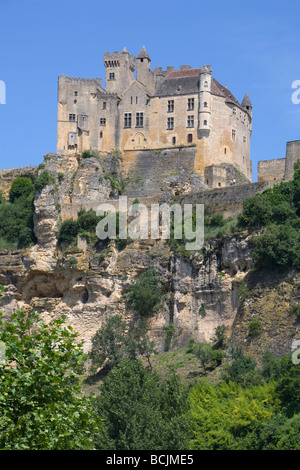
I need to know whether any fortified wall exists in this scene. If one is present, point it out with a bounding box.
[257,140,300,182]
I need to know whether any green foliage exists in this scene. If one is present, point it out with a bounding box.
[193,343,225,373]
[69,257,78,268]
[188,379,279,450]
[253,223,300,270]
[0,309,100,449]
[57,172,64,183]
[34,170,55,191]
[89,315,155,372]
[9,177,34,203]
[248,318,262,338]
[94,359,191,450]
[57,219,80,245]
[224,350,259,387]
[164,323,175,352]
[124,269,165,317]
[211,324,228,349]
[198,304,206,317]
[238,169,300,270]
[82,149,98,159]
[0,177,35,248]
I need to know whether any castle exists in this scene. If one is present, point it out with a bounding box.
[57,46,253,185]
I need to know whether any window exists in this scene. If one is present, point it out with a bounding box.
[188,98,194,110]
[203,120,207,126]
[187,134,193,143]
[100,118,106,126]
[124,113,132,128]
[131,96,133,104]
[187,115,194,128]
[167,117,174,130]
[204,81,208,88]
[103,102,106,109]
[224,147,227,155]
[168,100,174,113]
[136,112,144,128]
[74,91,78,96]
[243,136,247,146]
[204,101,208,108]
[232,129,236,141]
[109,72,115,80]
[100,131,103,139]
[136,96,138,104]
[172,136,176,145]
[69,114,76,122]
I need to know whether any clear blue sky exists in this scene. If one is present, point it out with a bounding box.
[1,0,300,181]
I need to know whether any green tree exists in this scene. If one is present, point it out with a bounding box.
[188,379,280,450]
[57,219,80,244]
[9,177,34,203]
[94,359,191,450]
[0,307,100,449]
[125,269,165,317]
[89,315,155,372]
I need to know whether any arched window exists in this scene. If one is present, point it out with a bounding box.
[204,102,208,107]
[203,120,207,126]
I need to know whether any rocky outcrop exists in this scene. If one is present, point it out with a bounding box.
[0,152,298,359]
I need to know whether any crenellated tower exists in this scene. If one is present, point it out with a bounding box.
[104,48,136,95]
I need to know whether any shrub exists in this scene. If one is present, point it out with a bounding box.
[9,177,34,203]
[252,223,300,270]
[34,170,54,191]
[124,269,165,317]
[248,318,262,338]
[57,219,79,244]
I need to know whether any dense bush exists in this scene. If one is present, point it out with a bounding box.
[0,177,35,248]
[34,170,55,191]
[94,359,191,450]
[89,315,154,372]
[0,306,100,449]
[124,269,165,317]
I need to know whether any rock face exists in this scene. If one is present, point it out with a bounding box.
[0,153,298,359]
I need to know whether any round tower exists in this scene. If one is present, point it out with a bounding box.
[198,66,212,138]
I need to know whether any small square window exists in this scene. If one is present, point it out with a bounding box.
[100,118,106,126]
[109,72,115,80]
[103,102,106,109]
[69,114,76,122]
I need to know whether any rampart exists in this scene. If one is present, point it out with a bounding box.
[257,158,285,182]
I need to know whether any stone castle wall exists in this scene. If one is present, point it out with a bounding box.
[257,158,286,182]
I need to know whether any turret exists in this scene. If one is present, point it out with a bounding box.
[198,65,212,138]
[136,46,154,93]
[242,91,252,117]
[104,49,136,95]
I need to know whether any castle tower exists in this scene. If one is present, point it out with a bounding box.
[242,91,252,117]
[104,48,136,95]
[136,46,154,93]
[198,66,212,138]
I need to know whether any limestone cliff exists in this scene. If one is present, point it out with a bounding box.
[0,153,298,360]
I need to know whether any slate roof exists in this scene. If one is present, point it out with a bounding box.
[155,68,240,106]
[137,46,150,60]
